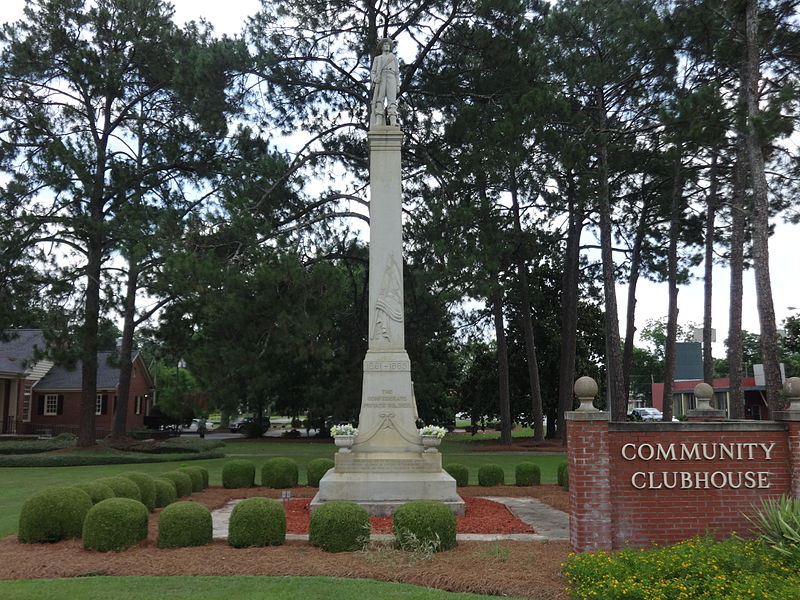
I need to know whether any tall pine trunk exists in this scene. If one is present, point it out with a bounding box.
[662,156,683,421]
[744,0,783,413]
[703,153,719,387]
[728,145,747,419]
[112,260,140,437]
[491,286,513,445]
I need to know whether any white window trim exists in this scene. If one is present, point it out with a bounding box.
[44,394,58,416]
[95,394,105,416]
[22,383,32,422]
[134,395,142,415]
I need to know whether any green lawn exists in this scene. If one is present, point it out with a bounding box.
[0,576,523,600]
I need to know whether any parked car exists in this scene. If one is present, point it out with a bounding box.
[628,407,679,422]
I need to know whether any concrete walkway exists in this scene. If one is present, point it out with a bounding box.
[211,496,569,542]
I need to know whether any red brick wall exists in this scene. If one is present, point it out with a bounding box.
[567,416,793,551]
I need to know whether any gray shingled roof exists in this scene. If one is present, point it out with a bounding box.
[0,329,46,375]
[35,351,121,390]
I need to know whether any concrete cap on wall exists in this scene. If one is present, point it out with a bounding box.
[574,376,599,412]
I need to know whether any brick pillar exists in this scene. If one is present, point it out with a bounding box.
[566,376,612,552]
[774,377,800,497]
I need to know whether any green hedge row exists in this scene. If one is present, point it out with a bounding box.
[0,449,224,468]
[0,433,76,455]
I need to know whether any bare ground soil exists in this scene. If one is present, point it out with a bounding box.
[0,485,571,600]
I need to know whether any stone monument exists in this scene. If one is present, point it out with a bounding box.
[312,39,464,516]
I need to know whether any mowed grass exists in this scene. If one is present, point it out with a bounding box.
[0,576,523,600]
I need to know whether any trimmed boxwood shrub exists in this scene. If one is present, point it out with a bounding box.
[261,457,299,489]
[18,486,92,543]
[82,497,149,552]
[393,500,456,552]
[228,497,286,548]
[120,472,156,511]
[195,466,210,488]
[159,471,193,497]
[306,458,334,487]
[157,501,212,548]
[443,463,469,487]
[309,501,370,552]
[153,478,177,508]
[97,476,142,501]
[515,462,541,486]
[73,481,116,505]
[222,459,255,489]
[0,450,225,468]
[176,467,204,492]
[557,462,569,489]
[477,464,504,487]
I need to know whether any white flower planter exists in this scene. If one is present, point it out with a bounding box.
[420,434,442,453]
[334,434,355,453]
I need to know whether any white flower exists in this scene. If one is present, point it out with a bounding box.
[331,423,358,436]
[419,425,446,439]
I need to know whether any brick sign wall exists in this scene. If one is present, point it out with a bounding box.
[566,410,800,552]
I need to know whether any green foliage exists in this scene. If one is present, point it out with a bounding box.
[0,450,224,468]
[158,472,193,498]
[393,500,456,552]
[18,486,92,543]
[309,501,370,553]
[0,436,76,455]
[514,462,540,486]
[564,536,800,600]
[261,457,299,489]
[222,460,256,489]
[227,497,286,548]
[82,498,149,552]
[157,502,212,549]
[443,463,469,487]
[120,472,156,512]
[477,464,504,487]
[195,466,210,488]
[557,462,569,489]
[73,481,116,505]
[176,467,204,492]
[102,438,224,454]
[153,478,177,508]
[241,420,268,438]
[305,458,334,487]
[97,477,142,502]
[748,495,800,560]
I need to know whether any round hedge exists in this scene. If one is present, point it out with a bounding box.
[159,471,193,497]
[557,462,569,489]
[443,463,469,487]
[515,462,541,486]
[306,458,334,487]
[153,478,177,508]
[222,459,255,489]
[176,467,204,492]
[18,486,92,543]
[157,501,212,548]
[95,477,141,502]
[261,457,299,489]
[309,501,370,553]
[120,472,156,511]
[393,500,456,552]
[195,466,210,488]
[82,497,148,552]
[73,481,116,505]
[228,497,286,548]
[477,464,505,487]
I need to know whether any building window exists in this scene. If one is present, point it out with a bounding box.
[134,396,142,415]
[96,394,103,415]
[22,383,32,422]
[44,394,58,416]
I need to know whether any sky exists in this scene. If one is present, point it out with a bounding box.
[1,0,798,360]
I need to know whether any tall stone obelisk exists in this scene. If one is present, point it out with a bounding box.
[313,39,463,516]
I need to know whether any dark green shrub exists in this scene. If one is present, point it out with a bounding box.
[557,462,569,489]
[0,436,76,455]
[153,478,177,508]
[195,466,210,488]
[0,449,225,468]
[261,457,299,488]
[306,458,334,487]
[241,420,268,438]
[309,501,370,552]
[515,462,541,486]
[228,497,286,548]
[120,472,156,512]
[73,481,115,505]
[157,501,212,548]
[82,498,149,552]
[477,464,504,487]
[97,476,142,501]
[222,459,255,489]
[176,467,203,492]
[18,487,92,543]
[443,463,469,487]
[159,471,193,497]
[393,500,456,552]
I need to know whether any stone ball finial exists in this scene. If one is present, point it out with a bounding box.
[785,377,800,398]
[694,382,713,400]
[574,376,598,399]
